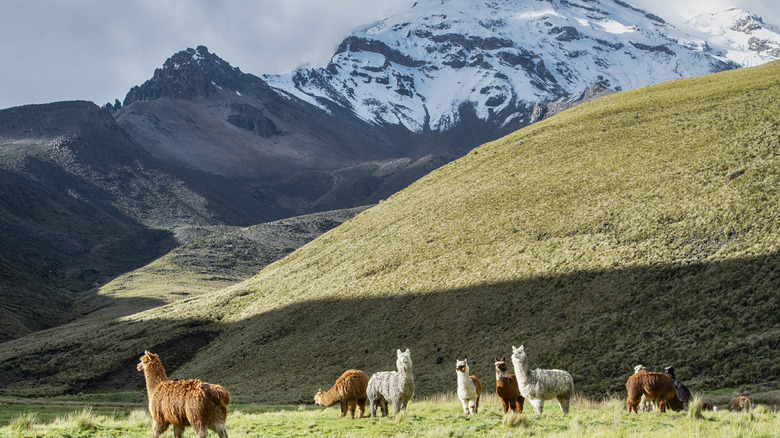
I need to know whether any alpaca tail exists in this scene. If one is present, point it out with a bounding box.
[204,383,232,407]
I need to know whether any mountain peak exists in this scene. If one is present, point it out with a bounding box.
[686,9,780,67]
[123,46,245,105]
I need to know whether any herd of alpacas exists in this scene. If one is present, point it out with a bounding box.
[137,347,754,437]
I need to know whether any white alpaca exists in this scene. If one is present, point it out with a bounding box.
[455,359,482,415]
[634,364,654,412]
[367,349,414,417]
[511,345,574,415]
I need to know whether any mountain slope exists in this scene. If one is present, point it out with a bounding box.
[115,46,452,216]
[1,61,777,402]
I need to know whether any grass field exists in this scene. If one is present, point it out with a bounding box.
[1,393,778,437]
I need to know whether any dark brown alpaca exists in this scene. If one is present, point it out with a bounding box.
[494,357,524,414]
[314,369,369,418]
[137,351,230,438]
[626,371,683,413]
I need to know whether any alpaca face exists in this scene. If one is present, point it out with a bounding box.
[137,351,158,371]
[511,345,526,364]
[634,364,645,374]
[494,357,508,377]
[314,390,325,406]
[396,349,412,370]
[455,359,469,374]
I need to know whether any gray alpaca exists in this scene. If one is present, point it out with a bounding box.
[367,348,414,416]
[511,345,574,415]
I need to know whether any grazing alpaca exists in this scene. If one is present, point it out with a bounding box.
[314,369,369,419]
[511,346,574,415]
[367,349,414,417]
[702,402,715,411]
[494,357,524,414]
[455,359,482,415]
[663,366,692,410]
[137,351,230,438]
[626,371,683,413]
[727,396,751,412]
[633,364,654,413]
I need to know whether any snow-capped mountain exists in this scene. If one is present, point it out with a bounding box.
[264,0,737,134]
[685,8,780,67]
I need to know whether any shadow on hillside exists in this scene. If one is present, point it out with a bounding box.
[0,251,778,402]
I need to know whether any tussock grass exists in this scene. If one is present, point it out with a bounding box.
[1,62,779,404]
[2,396,779,437]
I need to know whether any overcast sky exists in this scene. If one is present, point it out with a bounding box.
[1,0,777,110]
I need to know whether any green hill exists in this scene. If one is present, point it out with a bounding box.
[1,61,778,403]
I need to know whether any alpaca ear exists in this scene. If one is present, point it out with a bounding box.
[144,350,149,355]
[397,349,402,356]
[405,349,410,354]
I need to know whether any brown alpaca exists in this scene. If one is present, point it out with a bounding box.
[314,369,369,419]
[137,351,230,438]
[494,357,524,414]
[626,371,683,413]
[727,396,751,412]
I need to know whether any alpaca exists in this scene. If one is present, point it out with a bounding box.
[727,396,751,412]
[455,359,482,415]
[626,371,683,413]
[314,369,369,419]
[367,349,414,417]
[137,351,230,438]
[494,357,524,414]
[633,364,654,413]
[511,346,574,415]
[663,366,692,410]
[702,402,715,411]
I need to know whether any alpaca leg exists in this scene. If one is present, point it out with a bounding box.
[173,425,185,438]
[370,398,378,417]
[214,422,229,438]
[348,400,357,419]
[340,400,347,418]
[358,398,367,418]
[508,399,517,413]
[468,400,477,415]
[657,399,666,413]
[500,397,509,414]
[381,399,389,417]
[517,396,524,414]
[460,398,470,415]
[531,399,544,415]
[475,395,480,414]
[152,421,169,438]
[558,397,570,415]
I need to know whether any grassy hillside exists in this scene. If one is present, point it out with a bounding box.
[1,61,778,403]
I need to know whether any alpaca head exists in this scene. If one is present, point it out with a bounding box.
[455,359,469,375]
[494,357,509,378]
[396,348,412,371]
[511,345,526,364]
[634,364,646,374]
[664,366,676,379]
[137,350,160,372]
[313,390,325,406]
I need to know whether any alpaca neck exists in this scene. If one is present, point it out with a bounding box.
[457,371,472,387]
[143,361,168,394]
[316,389,341,407]
[397,366,413,388]
[496,368,508,381]
[512,357,532,384]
